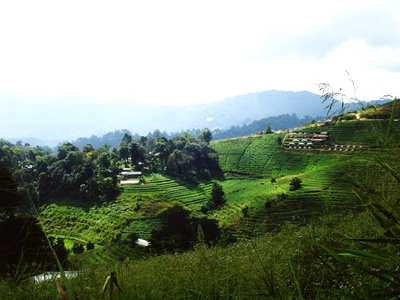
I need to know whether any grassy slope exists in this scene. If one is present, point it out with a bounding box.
[212,132,364,238]
[39,119,400,247]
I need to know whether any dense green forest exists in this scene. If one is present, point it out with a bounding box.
[1,100,400,299]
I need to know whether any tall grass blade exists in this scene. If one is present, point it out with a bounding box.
[335,248,387,261]
[111,272,123,295]
[320,246,396,283]
[374,158,400,185]
[345,238,400,244]
[55,277,70,300]
[289,262,303,300]
[98,275,111,300]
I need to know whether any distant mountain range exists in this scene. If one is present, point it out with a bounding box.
[0,90,385,147]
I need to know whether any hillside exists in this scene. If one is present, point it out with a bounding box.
[2,117,400,299]
[35,119,400,249]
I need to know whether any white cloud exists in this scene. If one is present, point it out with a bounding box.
[0,0,399,105]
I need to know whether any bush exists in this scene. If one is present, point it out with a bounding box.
[86,240,95,250]
[289,177,302,191]
[201,183,226,213]
[72,243,84,254]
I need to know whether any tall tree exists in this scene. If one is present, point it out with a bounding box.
[199,127,212,144]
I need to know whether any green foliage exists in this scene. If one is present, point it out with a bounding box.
[72,243,84,254]
[289,177,302,191]
[264,122,272,134]
[86,240,95,250]
[198,127,212,144]
[0,168,21,212]
[201,182,226,213]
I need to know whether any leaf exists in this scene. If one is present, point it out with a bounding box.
[344,238,400,244]
[319,246,396,283]
[111,273,123,295]
[335,248,387,261]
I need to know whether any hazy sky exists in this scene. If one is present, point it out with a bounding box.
[0,0,399,105]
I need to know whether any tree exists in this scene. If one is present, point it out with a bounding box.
[199,127,212,144]
[120,133,132,145]
[82,144,94,153]
[211,182,225,207]
[0,168,21,212]
[118,144,130,163]
[264,123,272,134]
[72,243,84,254]
[140,136,148,147]
[130,142,145,165]
[289,177,302,191]
[57,143,79,160]
[202,182,226,212]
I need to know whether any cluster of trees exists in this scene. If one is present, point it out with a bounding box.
[0,127,220,205]
[0,139,120,204]
[116,128,221,182]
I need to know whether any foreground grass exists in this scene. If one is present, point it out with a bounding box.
[1,209,394,299]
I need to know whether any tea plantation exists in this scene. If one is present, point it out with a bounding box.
[37,119,400,248]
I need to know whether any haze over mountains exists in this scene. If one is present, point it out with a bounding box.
[0,90,379,147]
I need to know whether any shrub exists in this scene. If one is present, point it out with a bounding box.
[289,177,302,191]
[86,241,95,250]
[72,243,84,254]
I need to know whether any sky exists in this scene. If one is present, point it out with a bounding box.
[0,0,400,106]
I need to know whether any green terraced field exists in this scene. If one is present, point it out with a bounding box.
[39,120,398,249]
[209,121,392,238]
[39,174,214,247]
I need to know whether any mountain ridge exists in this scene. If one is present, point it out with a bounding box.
[0,90,384,145]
